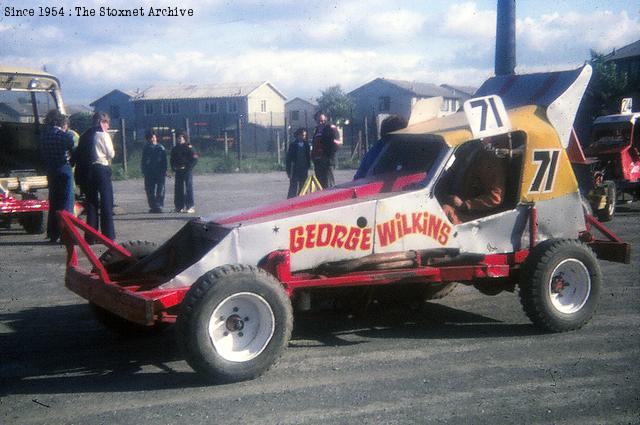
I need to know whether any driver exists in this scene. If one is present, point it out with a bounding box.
[441,137,507,224]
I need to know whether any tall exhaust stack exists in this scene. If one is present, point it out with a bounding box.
[495,0,516,75]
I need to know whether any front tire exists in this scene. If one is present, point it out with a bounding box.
[519,239,601,332]
[177,265,293,383]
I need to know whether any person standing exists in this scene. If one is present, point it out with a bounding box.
[311,111,341,189]
[85,111,116,240]
[141,131,167,213]
[170,132,198,213]
[285,127,311,198]
[40,110,74,243]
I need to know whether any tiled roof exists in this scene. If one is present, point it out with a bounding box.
[133,81,285,101]
[605,39,640,61]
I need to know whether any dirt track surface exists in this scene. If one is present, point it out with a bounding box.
[1,171,639,425]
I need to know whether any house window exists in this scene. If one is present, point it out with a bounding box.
[202,100,218,114]
[379,96,390,112]
[162,101,179,115]
[260,100,267,113]
[144,103,154,116]
[227,100,238,113]
[290,110,300,121]
[109,105,120,119]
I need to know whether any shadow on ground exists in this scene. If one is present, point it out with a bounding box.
[0,300,539,395]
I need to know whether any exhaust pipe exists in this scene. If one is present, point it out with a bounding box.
[495,0,516,75]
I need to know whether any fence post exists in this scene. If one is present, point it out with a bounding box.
[276,131,281,166]
[184,117,190,142]
[120,118,127,174]
[364,116,369,153]
[237,116,243,164]
[224,131,229,157]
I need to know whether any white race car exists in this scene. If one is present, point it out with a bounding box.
[60,65,630,383]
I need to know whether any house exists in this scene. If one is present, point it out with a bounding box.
[131,81,287,150]
[440,84,477,108]
[348,78,469,140]
[604,39,640,111]
[285,97,318,133]
[90,89,137,124]
[604,39,640,83]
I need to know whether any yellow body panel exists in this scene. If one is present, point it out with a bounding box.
[399,104,579,203]
[508,106,579,202]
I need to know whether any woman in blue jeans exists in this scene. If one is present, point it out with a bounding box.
[170,132,198,213]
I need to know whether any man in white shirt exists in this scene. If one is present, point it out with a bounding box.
[85,111,116,240]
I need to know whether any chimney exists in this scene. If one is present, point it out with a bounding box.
[495,0,516,75]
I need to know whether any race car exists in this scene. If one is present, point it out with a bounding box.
[584,101,640,221]
[59,64,630,383]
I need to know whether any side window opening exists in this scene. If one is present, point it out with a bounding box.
[435,131,526,223]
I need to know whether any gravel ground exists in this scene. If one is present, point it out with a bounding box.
[1,170,638,425]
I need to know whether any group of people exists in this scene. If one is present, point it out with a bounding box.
[40,110,115,243]
[141,131,198,214]
[285,111,342,198]
[40,110,198,244]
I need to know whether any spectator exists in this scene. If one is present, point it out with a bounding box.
[40,110,74,243]
[354,115,408,180]
[84,111,115,240]
[311,111,341,189]
[170,132,198,213]
[141,131,167,213]
[285,128,311,198]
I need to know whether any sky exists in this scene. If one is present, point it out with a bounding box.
[1,0,638,106]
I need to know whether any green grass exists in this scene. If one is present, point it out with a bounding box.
[111,151,357,181]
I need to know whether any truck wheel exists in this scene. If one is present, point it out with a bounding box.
[519,239,601,332]
[99,240,157,273]
[20,211,45,234]
[90,302,169,337]
[596,181,616,221]
[177,265,293,383]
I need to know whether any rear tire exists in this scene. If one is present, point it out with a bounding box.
[176,265,293,383]
[596,181,616,221]
[99,239,157,273]
[20,211,45,234]
[519,239,601,332]
[91,240,166,336]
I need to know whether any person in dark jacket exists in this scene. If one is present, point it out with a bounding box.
[141,131,167,213]
[73,125,98,198]
[285,128,311,198]
[170,132,198,213]
[40,110,74,243]
[311,111,341,189]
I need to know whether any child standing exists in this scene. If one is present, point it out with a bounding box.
[285,128,311,198]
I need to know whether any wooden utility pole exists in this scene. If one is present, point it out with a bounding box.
[120,118,127,174]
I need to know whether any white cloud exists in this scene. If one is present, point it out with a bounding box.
[442,2,495,39]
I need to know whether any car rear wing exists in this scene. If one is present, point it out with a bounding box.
[474,65,592,149]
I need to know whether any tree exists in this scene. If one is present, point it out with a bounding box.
[316,85,354,125]
[585,50,630,116]
[69,112,93,135]
[575,50,632,142]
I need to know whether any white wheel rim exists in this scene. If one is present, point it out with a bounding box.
[208,292,275,363]
[548,259,591,314]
